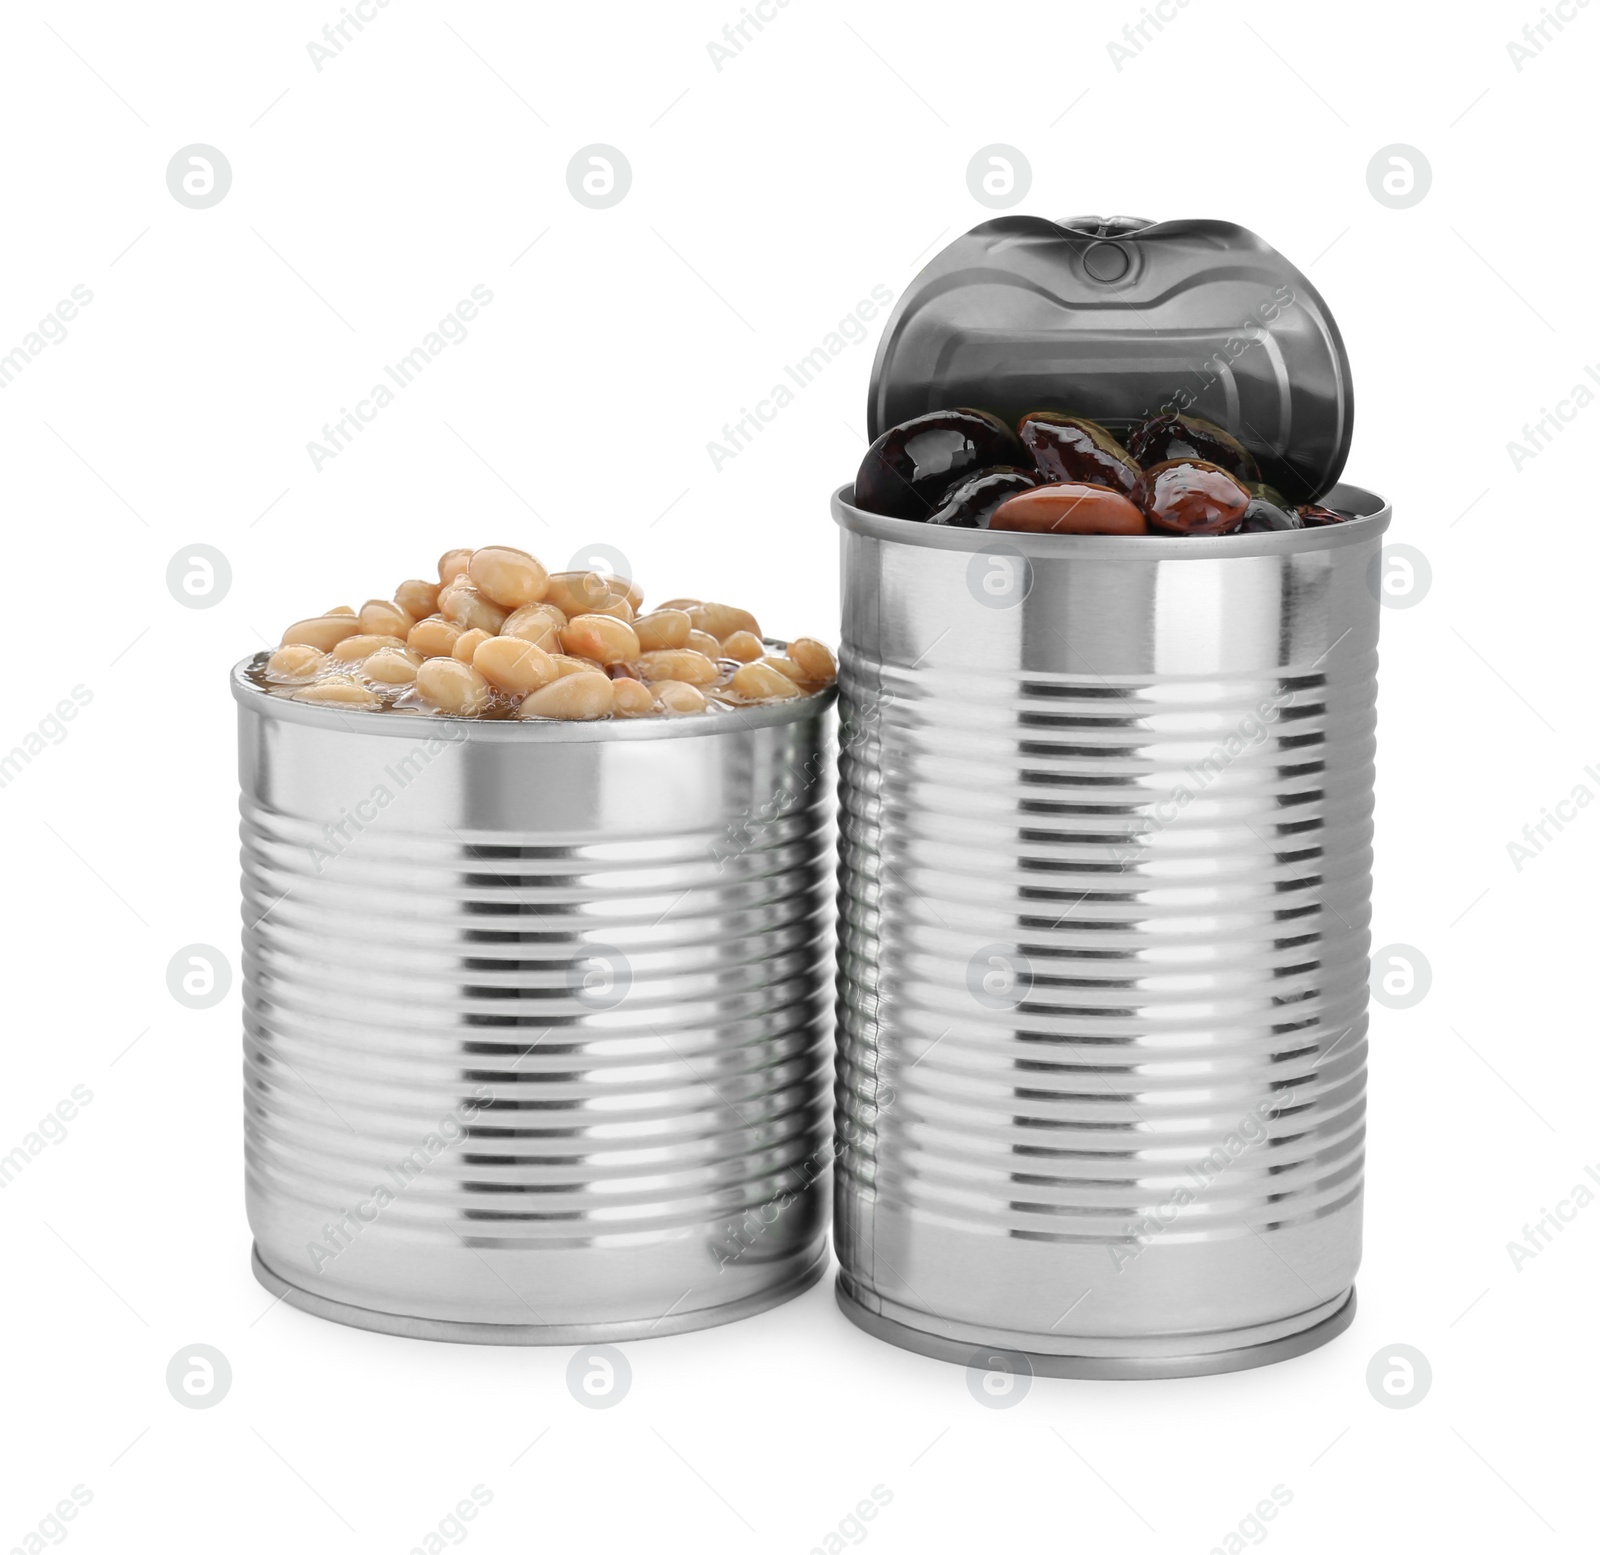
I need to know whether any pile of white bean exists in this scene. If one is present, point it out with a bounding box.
[257,546,837,721]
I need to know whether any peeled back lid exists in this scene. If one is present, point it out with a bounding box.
[867,215,1353,505]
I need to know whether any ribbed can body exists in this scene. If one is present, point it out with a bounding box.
[235,666,834,1342]
[832,488,1388,1374]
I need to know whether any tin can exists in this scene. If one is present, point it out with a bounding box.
[234,660,834,1344]
[831,488,1388,1377]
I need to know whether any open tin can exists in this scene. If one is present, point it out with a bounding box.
[234,659,834,1344]
[832,215,1385,1377]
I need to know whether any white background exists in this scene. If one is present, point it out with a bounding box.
[2,0,1596,1550]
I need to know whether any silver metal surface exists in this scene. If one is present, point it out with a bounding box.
[836,1286,1357,1381]
[831,486,1389,1376]
[234,662,835,1342]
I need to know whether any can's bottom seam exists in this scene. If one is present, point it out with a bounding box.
[834,1276,1356,1380]
[251,1244,827,1347]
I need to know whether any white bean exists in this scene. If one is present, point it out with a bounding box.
[438,581,509,633]
[282,615,362,651]
[273,554,824,723]
[635,649,719,685]
[363,647,420,685]
[394,579,440,620]
[611,678,655,717]
[633,609,691,651]
[358,599,413,637]
[293,676,380,708]
[560,614,641,665]
[549,654,602,678]
[329,633,408,663]
[468,546,549,608]
[516,672,614,721]
[689,602,760,640]
[787,638,837,682]
[265,644,326,684]
[451,627,494,664]
[654,680,707,715]
[474,635,558,695]
[502,603,567,651]
[721,631,764,663]
[729,661,802,700]
[407,616,463,658]
[545,571,634,620]
[416,657,490,715]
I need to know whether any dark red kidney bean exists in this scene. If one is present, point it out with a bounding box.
[1236,499,1304,532]
[1133,459,1252,535]
[1295,504,1347,526]
[988,481,1147,535]
[1017,413,1141,495]
[853,409,1023,519]
[1126,413,1260,483]
[927,466,1037,527]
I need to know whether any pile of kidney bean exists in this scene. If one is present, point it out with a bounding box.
[852,408,1348,535]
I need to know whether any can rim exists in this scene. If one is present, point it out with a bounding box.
[832,482,1390,558]
[230,656,836,742]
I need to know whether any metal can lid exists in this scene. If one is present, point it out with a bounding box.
[866,215,1353,505]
